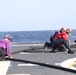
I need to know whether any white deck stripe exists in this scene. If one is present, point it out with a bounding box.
[0,61,11,75]
[20,52,38,54]
[55,63,61,65]
[18,63,38,66]
[7,74,30,75]
[20,52,32,54]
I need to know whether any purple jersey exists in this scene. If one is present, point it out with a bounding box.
[50,31,60,42]
[0,39,11,57]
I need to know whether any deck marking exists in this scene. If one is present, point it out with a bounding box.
[68,61,76,69]
[0,61,11,75]
[20,52,33,54]
[18,63,38,66]
[20,52,32,54]
[20,52,44,54]
[55,58,76,70]
[7,74,30,75]
[55,63,61,66]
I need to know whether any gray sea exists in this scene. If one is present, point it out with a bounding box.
[0,30,76,43]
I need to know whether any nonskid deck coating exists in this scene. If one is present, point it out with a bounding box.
[0,43,76,75]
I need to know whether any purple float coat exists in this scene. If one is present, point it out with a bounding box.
[0,39,11,57]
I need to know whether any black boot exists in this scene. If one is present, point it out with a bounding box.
[68,48,74,54]
[50,48,56,53]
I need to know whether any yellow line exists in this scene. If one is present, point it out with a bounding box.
[68,61,76,69]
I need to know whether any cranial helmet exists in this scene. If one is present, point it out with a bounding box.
[66,28,72,35]
[60,27,66,33]
[4,34,13,41]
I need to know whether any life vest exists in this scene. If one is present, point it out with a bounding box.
[56,32,69,42]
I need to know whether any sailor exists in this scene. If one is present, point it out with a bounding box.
[50,27,66,51]
[44,27,66,49]
[50,27,65,43]
[0,34,12,60]
[51,28,74,54]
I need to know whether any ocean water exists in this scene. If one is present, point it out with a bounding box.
[0,30,76,43]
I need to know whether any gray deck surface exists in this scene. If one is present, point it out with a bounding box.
[1,43,76,75]
[7,48,76,75]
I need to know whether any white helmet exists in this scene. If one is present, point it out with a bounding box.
[4,34,13,41]
[66,28,72,35]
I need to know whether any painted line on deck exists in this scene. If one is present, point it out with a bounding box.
[7,74,30,75]
[18,63,38,66]
[61,58,76,70]
[55,63,61,66]
[20,52,44,54]
[20,52,37,54]
[55,58,76,70]
[0,61,11,75]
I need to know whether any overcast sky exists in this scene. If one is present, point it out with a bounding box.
[0,0,76,31]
